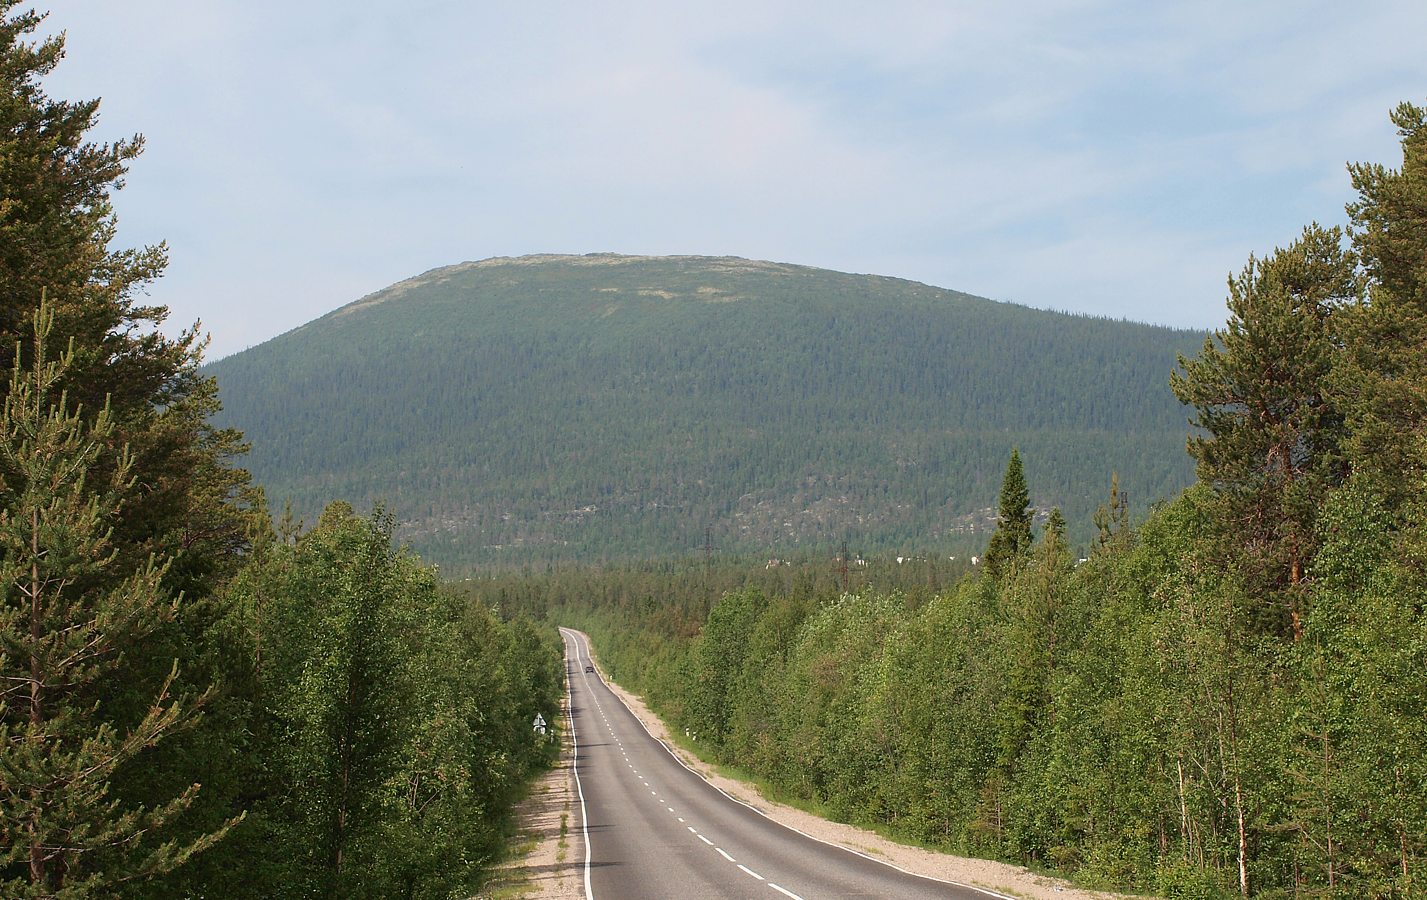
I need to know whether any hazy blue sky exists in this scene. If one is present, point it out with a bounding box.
[39,1,1427,359]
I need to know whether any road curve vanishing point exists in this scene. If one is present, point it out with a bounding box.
[559,627,1015,900]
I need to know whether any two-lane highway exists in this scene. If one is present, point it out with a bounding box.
[560,628,1012,900]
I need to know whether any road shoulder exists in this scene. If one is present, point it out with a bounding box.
[594,661,1137,900]
[477,682,582,899]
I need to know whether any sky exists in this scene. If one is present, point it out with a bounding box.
[37,1,1427,360]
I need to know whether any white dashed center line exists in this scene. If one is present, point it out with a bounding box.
[575,634,821,900]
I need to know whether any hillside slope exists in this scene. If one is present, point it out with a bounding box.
[208,254,1202,568]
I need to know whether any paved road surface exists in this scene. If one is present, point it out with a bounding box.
[560,628,1011,900]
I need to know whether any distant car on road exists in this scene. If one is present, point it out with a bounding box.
[585,664,595,673]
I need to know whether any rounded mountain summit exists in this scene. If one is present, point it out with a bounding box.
[207,253,1202,569]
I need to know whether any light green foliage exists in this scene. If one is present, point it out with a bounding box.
[461,100,1427,900]
[777,592,904,816]
[723,592,812,778]
[685,589,763,749]
[214,505,564,898]
[1092,472,1130,549]
[874,583,1001,851]
[1287,478,1427,894]
[523,466,1426,897]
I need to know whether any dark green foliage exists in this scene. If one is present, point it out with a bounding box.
[0,309,235,895]
[0,2,256,593]
[0,6,569,896]
[0,10,264,894]
[207,255,1203,569]
[6,3,1421,893]
[1171,225,1357,638]
[984,449,1034,578]
[1339,101,1427,508]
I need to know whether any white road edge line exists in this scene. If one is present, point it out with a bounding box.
[564,628,1020,900]
[739,864,765,880]
[562,632,595,900]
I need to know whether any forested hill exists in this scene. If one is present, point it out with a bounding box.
[208,253,1203,568]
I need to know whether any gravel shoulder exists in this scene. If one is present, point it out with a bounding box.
[497,646,1144,900]
[600,666,1140,900]
[477,680,582,899]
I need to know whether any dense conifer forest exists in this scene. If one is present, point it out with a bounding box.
[206,253,1205,569]
[465,100,1427,898]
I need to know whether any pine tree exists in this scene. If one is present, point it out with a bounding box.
[0,3,170,391]
[1170,224,1357,639]
[0,3,257,591]
[0,11,261,888]
[0,307,235,896]
[1339,100,1427,505]
[984,449,1033,578]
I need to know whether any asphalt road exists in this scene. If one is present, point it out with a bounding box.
[560,628,1011,900]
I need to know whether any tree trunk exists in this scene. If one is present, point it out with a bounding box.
[1176,754,1191,861]
[1323,732,1335,889]
[332,667,360,881]
[1234,772,1249,898]
[28,507,46,888]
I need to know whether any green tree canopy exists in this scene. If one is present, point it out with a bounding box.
[0,2,256,594]
[1339,100,1427,503]
[985,449,1033,578]
[0,308,235,896]
[1171,224,1357,638]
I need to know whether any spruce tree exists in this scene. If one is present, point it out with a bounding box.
[1092,472,1129,549]
[984,449,1033,578]
[0,308,234,896]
